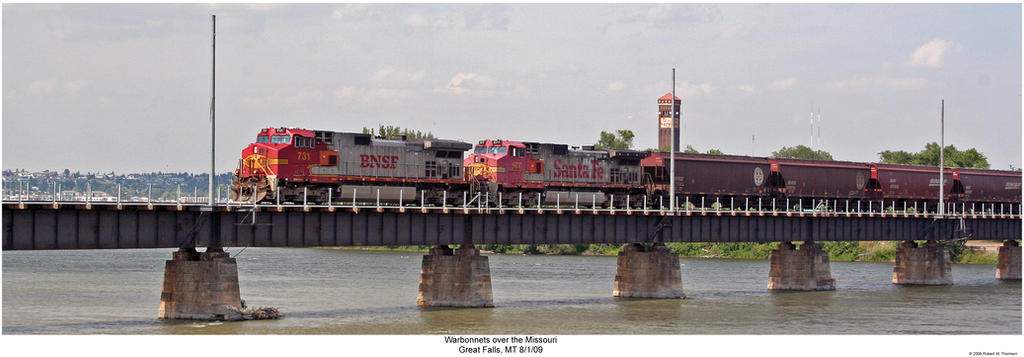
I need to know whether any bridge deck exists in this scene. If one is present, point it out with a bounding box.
[3,202,1020,250]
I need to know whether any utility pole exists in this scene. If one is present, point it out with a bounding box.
[209,15,216,206]
[938,99,944,216]
[670,69,677,211]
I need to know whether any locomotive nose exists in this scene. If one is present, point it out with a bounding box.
[467,163,490,178]
[242,153,269,173]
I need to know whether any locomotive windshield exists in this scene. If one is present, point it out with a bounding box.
[488,146,507,155]
[474,146,486,154]
[256,136,269,143]
[270,135,291,144]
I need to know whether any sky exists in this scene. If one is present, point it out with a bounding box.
[2,3,1021,174]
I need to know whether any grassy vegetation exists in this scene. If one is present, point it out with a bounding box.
[850,241,899,262]
[322,241,1004,264]
[325,245,432,253]
[666,242,779,259]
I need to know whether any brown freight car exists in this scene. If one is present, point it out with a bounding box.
[871,163,959,204]
[955,168,1022,204]
[642,152,776,207]
[773,158,870,202]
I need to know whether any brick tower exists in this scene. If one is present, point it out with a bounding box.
[658,93,681,152]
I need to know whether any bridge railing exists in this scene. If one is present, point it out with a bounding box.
[5,189,1021,221]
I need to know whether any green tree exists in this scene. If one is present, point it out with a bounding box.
[594,130,635,150]
[878,142,989,168]
[771,145,834,161]
[878,150,915,165]
[362,125,435,140]
[665,145,725,155]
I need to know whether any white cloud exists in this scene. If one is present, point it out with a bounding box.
[645,81,714,100]
[438,72,515,96]
[447,73,478,94]
[63,80,86,95]
[331,4,374,19]
[735,84,756,94]
[827,76,927,90]
[907,39,955,68]
[644,4,675,23]
[679,82,713,98]
[606,81,625,93]
[769,78,797,90]
[371,68,396,81]
[444,73,481,94]
[28,79,56,95]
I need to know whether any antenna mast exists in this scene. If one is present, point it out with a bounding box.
[670,69,676,211]
[939,99,944,216]
[817,106,822,150]
[809,106,814,149]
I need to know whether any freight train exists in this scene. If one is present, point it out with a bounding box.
[231,127,1021,212]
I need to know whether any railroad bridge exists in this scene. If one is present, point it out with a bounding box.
[3,200,1021,320]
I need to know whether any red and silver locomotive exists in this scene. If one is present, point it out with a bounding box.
[231,127,472,204]
[464,140,648,207]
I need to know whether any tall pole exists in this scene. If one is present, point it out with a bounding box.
[669,69,676,211]
[209,15,216,206]
[939,99,944,216]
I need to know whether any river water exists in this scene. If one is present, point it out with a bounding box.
[2,248,1020,334]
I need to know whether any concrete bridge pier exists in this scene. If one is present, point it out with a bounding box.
[996,240,1021,281]
[767,241,835,291]
[158,247,244,320]
[417,245,494,307]
[892,240,952,285]
[613,243,685,298]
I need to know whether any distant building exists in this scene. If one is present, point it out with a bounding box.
[657,93,681,152]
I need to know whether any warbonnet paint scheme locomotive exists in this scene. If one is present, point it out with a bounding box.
[232,127,1021,211]
[231,127,471,204]
[464,139,648,207]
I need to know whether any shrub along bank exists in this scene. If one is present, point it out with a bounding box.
[326,241,1002,264]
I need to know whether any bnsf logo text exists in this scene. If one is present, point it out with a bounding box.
[552,159,605,179]
[360,155,400,169]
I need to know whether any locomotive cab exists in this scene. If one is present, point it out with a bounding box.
[466,140,531,183]
[232,127,337,202]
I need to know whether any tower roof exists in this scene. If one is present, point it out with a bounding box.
[658,93,681,101]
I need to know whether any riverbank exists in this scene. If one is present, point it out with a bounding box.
[323,240,1008,264]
